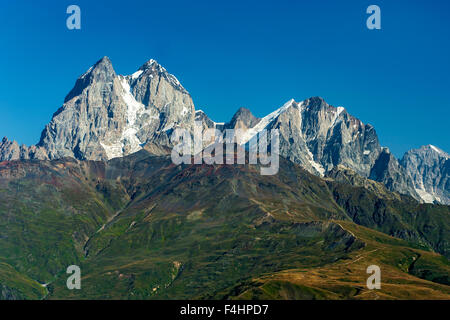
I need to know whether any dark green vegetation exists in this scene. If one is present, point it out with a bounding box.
[0,150,449,299]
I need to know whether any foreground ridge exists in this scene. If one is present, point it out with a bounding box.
[0,150,448,299]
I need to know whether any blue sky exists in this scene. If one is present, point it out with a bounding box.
[0,0,449,157]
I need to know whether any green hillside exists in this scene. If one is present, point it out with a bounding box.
[0,151,448,299]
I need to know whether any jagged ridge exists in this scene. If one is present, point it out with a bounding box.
[0,57,448,204]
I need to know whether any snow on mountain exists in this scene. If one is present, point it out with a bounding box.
[401,145,450,204]
[100,75,147,159]
[239,99,296,145]
[0,56,448,204]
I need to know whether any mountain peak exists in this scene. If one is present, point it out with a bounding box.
[83,56,114,77]
[426,144,448,156]
[0,136,17,145]
[98,55,112,64]
[226,106,261,130]
[65,56,117,103]
[305,96,325,104]
[236,106,251,113]
[406,144,450,159]
[128,58,188,95]
[233,107,257,119]
[301,97,331,114]
[142,58,158,67]
[92,56,114,72]
[138,58,164,74]
[401,144,450,204]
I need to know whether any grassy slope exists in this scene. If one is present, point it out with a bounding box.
[0,153,448,300]
[0,159,125,294]
[0,262,47,299]
[230,222,450,300]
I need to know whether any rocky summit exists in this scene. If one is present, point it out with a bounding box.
[0,56,448,204]
[401,145,450,204]
[36,56,196,161]
[0,57,449,301]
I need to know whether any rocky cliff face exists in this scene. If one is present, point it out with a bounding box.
[195,110,215,129]
[218,97,429,202]
[6,57,195,161]
[123,59,195,150]
[401,145,450,204]
[0,137,48,161]
[325,164,402,201]
[233,97,382,177]
[225,107,261,130]
[369,147,419,199]
[195,109,224,132]
[37,56,127,160]
[0,56,448,204]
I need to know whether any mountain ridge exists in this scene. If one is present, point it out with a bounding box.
[0,148,448,299]
[0,56,448,204]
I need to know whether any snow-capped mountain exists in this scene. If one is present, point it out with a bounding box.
[37,56,195,161]
[231,97,382,177]
[369,147,419,199]
[401,145,450,204]
[0,56,448,204]
[222,97,418,200]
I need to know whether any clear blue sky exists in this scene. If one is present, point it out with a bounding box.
[1,0,449,157]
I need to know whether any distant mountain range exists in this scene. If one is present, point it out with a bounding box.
[0,57,449,300]
[1,56,448,204]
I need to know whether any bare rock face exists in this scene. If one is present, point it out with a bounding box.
[0,137,48,161]
[369,148,419,199]
[37,57,125,160]
[225,107,261,130]
[401,145,450,204]
[125,59,195,149]
[0,57,200,162]
[297,97,381,177]
[195,110,214,128]
[236,97,382,177]
[227,97,426,202]
[0,138,21,161]
[1,56,448,204]
[35,57,195,161]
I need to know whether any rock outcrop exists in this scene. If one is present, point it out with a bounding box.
[401,145,450,204]
[35,57,195,161]
[1,56,448,204]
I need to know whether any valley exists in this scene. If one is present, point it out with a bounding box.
[0,150,448,299]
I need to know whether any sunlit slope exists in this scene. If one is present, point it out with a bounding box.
[0,151,448,299]
[228,222,450,300]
